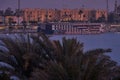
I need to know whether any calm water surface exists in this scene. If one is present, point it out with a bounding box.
[50,33,120,64]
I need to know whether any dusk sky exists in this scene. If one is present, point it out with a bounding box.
[0,0,119,11]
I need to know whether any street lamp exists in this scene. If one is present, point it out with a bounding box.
[18,0,20,26]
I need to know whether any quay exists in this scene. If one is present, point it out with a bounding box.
[108,24,120,32]
[0,30,36,34]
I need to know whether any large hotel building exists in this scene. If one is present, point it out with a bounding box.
[22,8,107,23]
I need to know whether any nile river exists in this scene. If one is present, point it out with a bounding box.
[50,33,120,64]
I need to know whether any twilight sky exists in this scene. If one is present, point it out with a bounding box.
[0,0,119,11]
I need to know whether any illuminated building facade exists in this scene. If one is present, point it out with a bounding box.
[22,8,107,23]
[0,8,108,24]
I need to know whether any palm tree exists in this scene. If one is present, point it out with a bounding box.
[4,8,13,16]
[0,10,5,25]
[0,10,4,24]
[29,36,120,80]
[0,33,54,79]
[2,7,14,25]
[0,33,120,80]
[44,37,119,80]
[78,10,83,21]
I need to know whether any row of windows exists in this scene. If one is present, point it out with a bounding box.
[53,24,101,29]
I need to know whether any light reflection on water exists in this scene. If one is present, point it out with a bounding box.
[50,33,120,64]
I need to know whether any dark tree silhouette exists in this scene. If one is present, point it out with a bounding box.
[78,10,83,21]
[0,33,120,80]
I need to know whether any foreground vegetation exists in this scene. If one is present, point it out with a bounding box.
[0,33,120,80]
